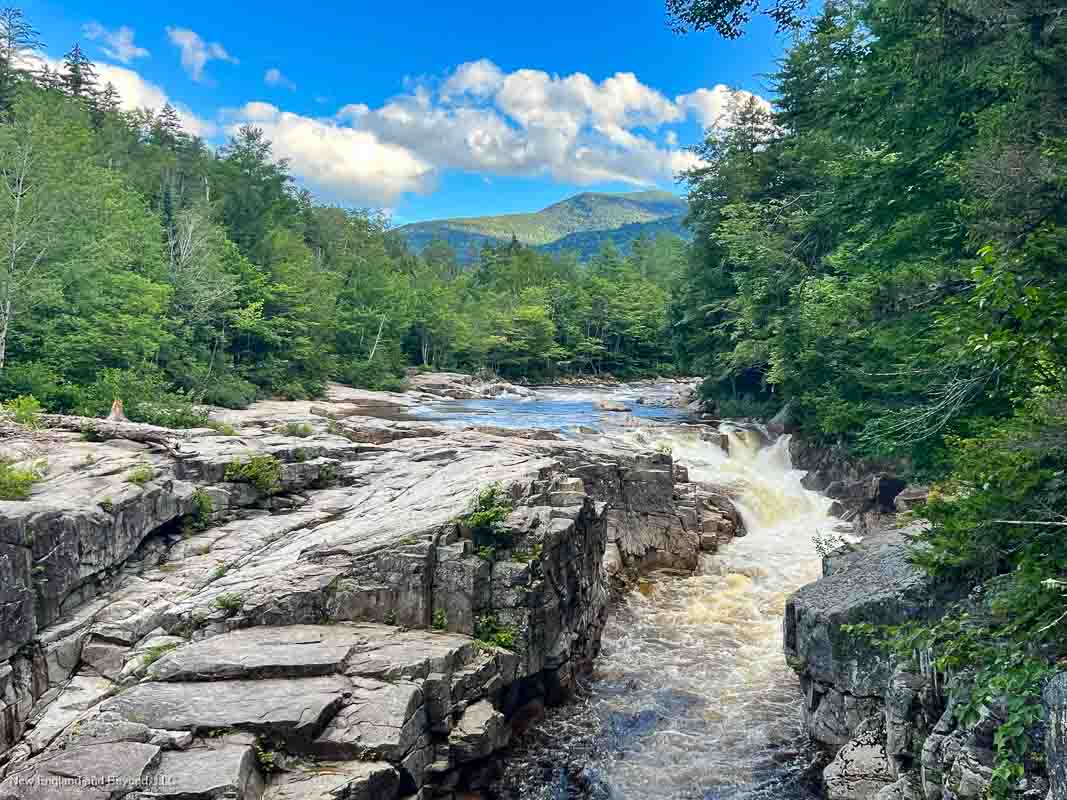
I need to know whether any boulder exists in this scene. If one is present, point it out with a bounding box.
[448,700,509,765]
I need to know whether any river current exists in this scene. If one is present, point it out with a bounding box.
[419,384,836,800]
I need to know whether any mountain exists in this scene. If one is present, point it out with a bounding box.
[396,190,690,258]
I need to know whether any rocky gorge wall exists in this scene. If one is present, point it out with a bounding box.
[782,447,1067,800]
[0,382,740,800]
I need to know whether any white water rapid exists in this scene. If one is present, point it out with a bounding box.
[573,425,836,799]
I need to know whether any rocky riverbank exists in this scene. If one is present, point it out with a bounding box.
[0,380,742,799]
[782,452,1067,800]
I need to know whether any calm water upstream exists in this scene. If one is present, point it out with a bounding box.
[421,386,835,800]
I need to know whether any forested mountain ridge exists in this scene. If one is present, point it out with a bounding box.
[397,190,688,256]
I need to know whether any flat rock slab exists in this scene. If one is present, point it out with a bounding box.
[312,678,424,761]
[264,761,399,800]
[99,676,350,745]
[24,674,114,754]
[144,743,264,800]
[148,625,365,682]
[0,741,160,800]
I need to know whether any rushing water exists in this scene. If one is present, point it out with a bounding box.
[422,386,837,800]
[570,425,835,800]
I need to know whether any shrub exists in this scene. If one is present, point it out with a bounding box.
[2,395,43,427]
[76,367,207,428]
[457,484,514,553]
[184,490,213,532]
[213,593,243,614]
[0,460,45,500]
[474,614,518,651]
[276,422,314,438]
[142,642,179,668]
[99,497,114,513]
[432,608,448,631]
[224,455,282,494]
[126,464,156,486]
[337,360,406,392]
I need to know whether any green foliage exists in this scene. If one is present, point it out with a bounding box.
[213,593,243,614]
[254,740,280,773]
[125,464,156,487]
[98,497,114,514]
[457,484,514,557]
[432,608,447,631]
[224,455,282,494]
[141,642,179,668]
[276,422,313,438]
[185,490,213,532]
[206,420,238,436]
[474,614,518,651]
[0,459,43,500]
[2,395,42,426]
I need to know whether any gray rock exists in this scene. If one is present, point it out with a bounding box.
[0,741,160,800]
[312,678,424,762]
[147,625,364,682]
[264,761,400,800]
[141,743,264,800]
[99,676,350,746]
[448,700,509,765]
[824,720,894,800]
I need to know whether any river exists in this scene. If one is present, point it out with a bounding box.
[419,384,837,800]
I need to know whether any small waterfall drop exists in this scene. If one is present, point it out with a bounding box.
[575,424,837,799]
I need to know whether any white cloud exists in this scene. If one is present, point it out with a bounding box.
[677,85,772,130]
[82,22,149,64]
[220,60,767,206]
[264,67,296,91]
[226,103,433,205]
[441,58,504,99]
[166,26,238,83]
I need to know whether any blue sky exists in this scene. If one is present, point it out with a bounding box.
[24,1,789,223]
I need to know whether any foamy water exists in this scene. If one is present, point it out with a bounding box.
[576,426,836,799]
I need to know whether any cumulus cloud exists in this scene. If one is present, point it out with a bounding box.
[82,22,149,64]
[264,67,296,90]
[234,59,767,205]
[226,103,433,205]
[677,85,772,130]
[166,26,238,83]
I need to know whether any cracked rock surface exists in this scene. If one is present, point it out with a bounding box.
[0,379,741,799]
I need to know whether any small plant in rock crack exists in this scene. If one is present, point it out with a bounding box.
[224,455,282,494]
[457,483,514,553]
[276,422,314,438]
[475,613,518,652]
[254,739,282,773]
[213,592,244,614]
[126,464,156,487]
[141,642,180,668]
[183,490,214,533]
[432,608,448,631]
